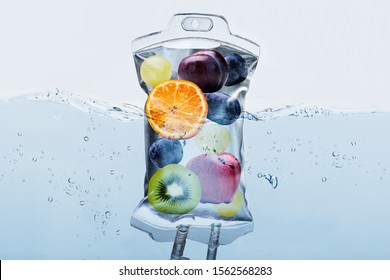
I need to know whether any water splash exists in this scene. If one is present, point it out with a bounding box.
[243,104,390,121]
[1,88,144,122]
[3,88,390,124]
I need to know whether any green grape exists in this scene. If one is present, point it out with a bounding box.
[214,189,243,217]
[140,55,172,87]
[195,122,231,154]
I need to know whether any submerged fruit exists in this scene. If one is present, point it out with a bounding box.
[149,138,183,168]
[140,55,172,87]
[145,80,208,139]
[148,164,201,214]
[195,122,231,154]
[205,92,241,125]
[178,50,228,93]
[214,189,243,217]
[186,152,241,204]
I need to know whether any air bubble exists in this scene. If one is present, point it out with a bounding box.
[84,136,89,141]
[53,110,61,120]
[257,173,279,189]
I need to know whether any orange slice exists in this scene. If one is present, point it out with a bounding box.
[145,80,208,139]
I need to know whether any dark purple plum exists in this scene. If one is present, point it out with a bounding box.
[178,50,228,93]
[225,53,248,86]
[205,92,241,125]
[149,138,183,168]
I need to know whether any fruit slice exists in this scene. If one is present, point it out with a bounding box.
[195,122,231,154]
[186,152,241,204]
[148,164,201,214]
[145,80,208,139]
[214,189,243,217]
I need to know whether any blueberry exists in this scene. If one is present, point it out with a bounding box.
[205,92,242,125]
[149,138,183,168]
[224,53,248,86]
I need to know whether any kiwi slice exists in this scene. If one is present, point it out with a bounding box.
[148,164,201,214]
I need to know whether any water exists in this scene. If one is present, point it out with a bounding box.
[1,89,389,259]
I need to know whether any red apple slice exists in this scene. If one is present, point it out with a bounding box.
[186,152,241,204]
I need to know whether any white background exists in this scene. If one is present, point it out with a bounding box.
[1,0,390,111]
[3,260,390,280]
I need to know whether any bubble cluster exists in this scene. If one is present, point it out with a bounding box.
[257,173,279,189]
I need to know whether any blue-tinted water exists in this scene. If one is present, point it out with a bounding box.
[1,89,389,259]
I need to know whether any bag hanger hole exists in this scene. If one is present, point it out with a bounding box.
[191,19,200,29]
[182,16,213,32]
